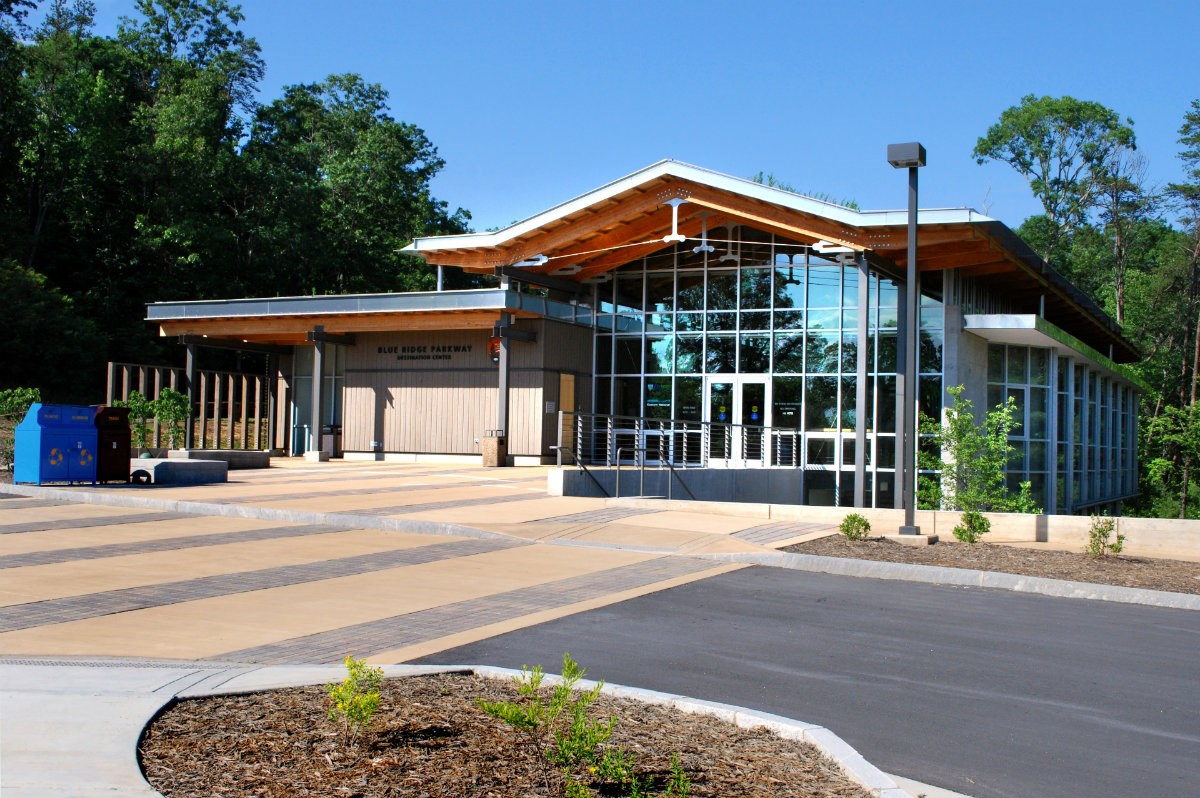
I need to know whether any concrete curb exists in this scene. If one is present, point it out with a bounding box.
[0,661,918,798]
[0,482,517,543]
[471,665,915,798]
[698,550,1200,611]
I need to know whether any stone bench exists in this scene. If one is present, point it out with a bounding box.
[130,458,228,485]
[167,449,271,469]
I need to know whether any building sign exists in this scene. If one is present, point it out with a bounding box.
[377,343,474,362]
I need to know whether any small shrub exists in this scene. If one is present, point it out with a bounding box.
[326,655,384,747]
[1086,514,1125,558]
[0,387,40,416]
[115,390,155,451]
[839,513,871,541]
[153,388,190,449]
[478,652,679,797]
[665,752,691,796]
[953,510,990,543]
[0,387,40,471]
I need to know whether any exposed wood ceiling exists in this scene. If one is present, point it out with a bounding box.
[408,174,1136,362]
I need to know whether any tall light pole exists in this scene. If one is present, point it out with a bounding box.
[887,142,926,535]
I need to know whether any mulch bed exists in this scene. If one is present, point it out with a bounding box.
[140,672,873,798]
[785,536,1200,595]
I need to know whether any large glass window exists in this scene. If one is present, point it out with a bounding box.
[588,232,945,509]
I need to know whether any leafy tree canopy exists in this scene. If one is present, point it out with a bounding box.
[974,95,1135,261]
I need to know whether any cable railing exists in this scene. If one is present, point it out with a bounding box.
[556,411,806,470]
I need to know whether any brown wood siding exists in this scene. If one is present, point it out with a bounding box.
[542,320,594,373]
[508,370,542,455]
[341,329,569,456]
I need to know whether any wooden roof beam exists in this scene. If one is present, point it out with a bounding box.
[684,188,864,251]
[956,261,1014,277]
[553,205,723,274]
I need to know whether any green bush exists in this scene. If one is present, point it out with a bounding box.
[1086,514,1125,557]
[326,655,384,747]
[953,510,991,543]
[478,653,686,797]
[0,387,41,416]
[0,387,41,471]
[918,386,1042,515]
[839,513,871,541]
[115,391,155,450]
[153,388,190,449]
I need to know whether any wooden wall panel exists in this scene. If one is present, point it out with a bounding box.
[542,320,594,373]
[339,327,589,457]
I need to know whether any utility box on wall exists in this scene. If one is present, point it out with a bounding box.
[14,404,98,485]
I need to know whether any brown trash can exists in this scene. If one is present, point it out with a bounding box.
[94,406,131,483]
[481,430,507,467]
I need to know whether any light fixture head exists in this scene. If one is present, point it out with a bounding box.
[887,142,927,169]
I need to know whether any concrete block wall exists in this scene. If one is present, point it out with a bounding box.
[548,468,1200,561]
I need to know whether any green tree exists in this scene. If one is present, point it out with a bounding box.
[918,386,1039,521]
[0,259,102,397]
[974,95,1136,265]
[1139,403,1200,518]
[1164,100,1200,405]
[238,74,469,297]
[1096,148,1155,325]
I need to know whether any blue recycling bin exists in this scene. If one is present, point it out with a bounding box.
[14,404,98,485]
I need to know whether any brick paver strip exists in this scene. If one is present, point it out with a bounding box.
[216,556,722,664]
[216,478,543,505]
[734,522,838,545]
[0,498,68,511]
[356,492,546,517]
[223,471,546,490]
[0,538,525,633]
[526,507,658,525]
[0,524,344,570]
[0,511,189,535]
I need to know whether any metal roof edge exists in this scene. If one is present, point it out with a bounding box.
[976,221,1139,360]
[145,289,511,321]
[402,159,990,254]
[964,313,1147,390]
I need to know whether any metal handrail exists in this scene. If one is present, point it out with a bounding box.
[612,445,699,501]
[614,446,645,499]
[568,411,807,469]
[550,445,610,498]
[663,458,697,501]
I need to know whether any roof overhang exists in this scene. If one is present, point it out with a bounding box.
[402,159,1138,363]
[964,314,1145,389]
[146,289,593,347]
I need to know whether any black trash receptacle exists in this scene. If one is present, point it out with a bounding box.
[94,405,131,483]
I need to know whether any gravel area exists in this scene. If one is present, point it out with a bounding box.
[785,536,1200,595]
[139,672,874,798]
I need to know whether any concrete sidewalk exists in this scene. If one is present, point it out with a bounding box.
[0,458,1188,798]
[0,461,782,663]
[0,659,938,798]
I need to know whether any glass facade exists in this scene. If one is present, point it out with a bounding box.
[989,344,1137,513]
[589,228,943,508]
[585,226,1137,513]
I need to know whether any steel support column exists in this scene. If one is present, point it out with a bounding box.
[497,311,511,438]
[310,328,325,454]
[184,343,197,449]
[266,354,278,454]
[899,163,921,533]
[854,253,869,508]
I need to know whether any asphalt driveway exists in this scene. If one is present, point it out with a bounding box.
[416,566,1200,798]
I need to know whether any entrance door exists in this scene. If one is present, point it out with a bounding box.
[706,377,769,466]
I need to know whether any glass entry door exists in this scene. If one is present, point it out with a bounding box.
[706,377,769,466]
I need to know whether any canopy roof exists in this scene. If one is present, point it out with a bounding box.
[404,160,1138,362]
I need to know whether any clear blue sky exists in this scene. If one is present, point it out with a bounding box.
[85,0,1198,233]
